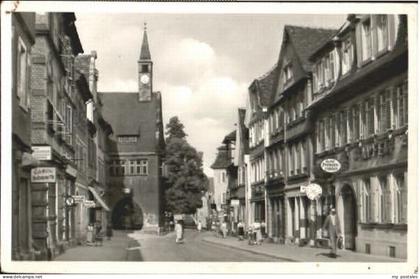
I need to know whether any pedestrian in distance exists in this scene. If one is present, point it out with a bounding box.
[254,223,263,245]
[322,208,342,258]
[237,221,244,241]
[197,220,202,232]
[221,221,228,238]
[175,220,184,244]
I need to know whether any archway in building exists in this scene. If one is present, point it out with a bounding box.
[339,184,357,250]
[111,197,143,230]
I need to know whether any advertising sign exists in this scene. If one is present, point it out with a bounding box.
[230,199,240,206]
[32,146,52,161]
[84,200,96,208]
[31,167,56,183]
[305,183,323,200]
[72,195,85,203]
[320,158,341,173]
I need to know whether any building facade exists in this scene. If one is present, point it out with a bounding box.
[210,145,230,214]
[308,14,408,258]
[100,27,165,231]
[12,12,36,260]
[29,13,84,259]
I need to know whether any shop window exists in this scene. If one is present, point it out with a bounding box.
[118,135,139,144]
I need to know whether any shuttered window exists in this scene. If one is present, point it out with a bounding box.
[376,15,388,52]
[394,173,407,224]
[366,98,375,136]
[352,105,360,141]
[362,178,372,223]
[361,18,372,61]
[347,109,353,143]
[378,176,388,223]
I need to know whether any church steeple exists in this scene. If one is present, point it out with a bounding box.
[138,23,153,102]
[139,23,151,61]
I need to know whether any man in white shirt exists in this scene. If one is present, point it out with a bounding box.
[322,208,342,257]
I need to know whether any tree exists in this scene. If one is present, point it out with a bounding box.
[164,117,208,214]
[165,116,187,139]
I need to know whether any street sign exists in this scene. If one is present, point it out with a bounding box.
[31,167,56,183]
[84,200,96,208]
[32,146,52,160]
[320,158,341,173]
[305,183,323,200]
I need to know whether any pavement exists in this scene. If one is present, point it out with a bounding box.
[55,230,141,261]
[202,234,406,262]
[128,229,280,261]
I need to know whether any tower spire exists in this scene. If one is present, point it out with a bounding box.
[139,22,151,60]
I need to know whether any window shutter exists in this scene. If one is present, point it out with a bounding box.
[385,89,392,130]
[387,15,396,50]
[355,23,363,67]
[385,175,392,223]
[371,16,379,58]
[402,172,407,223]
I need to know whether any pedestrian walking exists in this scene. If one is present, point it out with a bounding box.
[175,220,184,244]
[322,208,342,258]
[197,220,202,232]
[254,223,263,245]
[237,221,244,241]
[221,221,228,238]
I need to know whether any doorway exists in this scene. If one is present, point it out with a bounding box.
[339,184,357,250]
[111,197,144,230]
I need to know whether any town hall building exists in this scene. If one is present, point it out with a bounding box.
[100,26,165,230]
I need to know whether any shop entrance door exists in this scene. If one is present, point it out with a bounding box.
[340,184,357,250]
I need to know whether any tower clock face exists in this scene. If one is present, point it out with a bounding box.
[140,74,150,84]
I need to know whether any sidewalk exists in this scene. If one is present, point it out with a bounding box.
[202,235,405,262]
[55,230,141,261]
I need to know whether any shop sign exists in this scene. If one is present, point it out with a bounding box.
[32,146,52,161]
[31,167,56,183]
[320,158,341,173]
[230,199,240,206]
[65,196,75,207]
[305,183,323,200]
[72,195,85,203]
[65,165,77,178]
[84,200,96,208]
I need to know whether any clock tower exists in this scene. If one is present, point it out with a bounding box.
[138,23,152,102]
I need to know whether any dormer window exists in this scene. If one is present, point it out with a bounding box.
[118,135,139,143]
[282,63,293,86]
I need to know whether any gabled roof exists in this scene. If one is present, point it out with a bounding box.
[99,91,162,152]
[211,145,231,169]
[254,63,279,107]
[284,25,337,72]
[222,130,236,144]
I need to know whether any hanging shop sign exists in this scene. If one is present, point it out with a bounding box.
[305,183,323,200]
[84,200,96,208]
[230,199,240,206]
[320,158,341,173]
[65,196,75,207]
[32,146,52,161]
[72,195,85,203]
[31,167,56,183]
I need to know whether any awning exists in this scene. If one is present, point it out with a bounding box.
[88,186,110,211]
[21,152,41,168]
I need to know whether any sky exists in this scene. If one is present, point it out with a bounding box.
[75,13,346,177]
